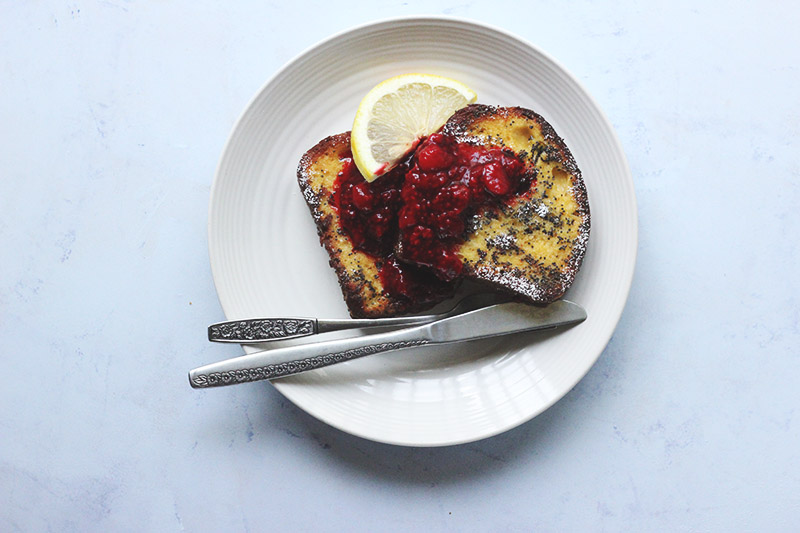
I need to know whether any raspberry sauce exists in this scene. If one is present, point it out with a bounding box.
[335,154,447,302]
[335,132,528,299]
[396,133,526,280]
[335,157,404,257]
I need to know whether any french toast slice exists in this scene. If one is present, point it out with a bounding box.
[438,105,590,302]
[297,133,454,318]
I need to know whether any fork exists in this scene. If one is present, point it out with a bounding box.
[207,292,509,344]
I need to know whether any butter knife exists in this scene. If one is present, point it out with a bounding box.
[189,300,586,389]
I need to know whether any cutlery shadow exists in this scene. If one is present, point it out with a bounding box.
[258,378,581,486]
[247,326,592,486]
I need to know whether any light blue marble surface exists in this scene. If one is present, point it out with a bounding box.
[2,2,798,531]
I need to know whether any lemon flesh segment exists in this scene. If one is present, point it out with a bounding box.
[351,75,477,182]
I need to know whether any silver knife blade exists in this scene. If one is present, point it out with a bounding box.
[188,300,586,389]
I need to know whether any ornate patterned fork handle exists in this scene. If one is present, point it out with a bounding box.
[208,318,316,343]
[207,314,439,343]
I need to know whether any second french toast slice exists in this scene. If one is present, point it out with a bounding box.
[437,105,590,303]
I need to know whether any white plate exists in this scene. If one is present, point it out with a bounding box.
[208,16,637,446]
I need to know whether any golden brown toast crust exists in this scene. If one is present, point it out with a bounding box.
[297,133,452,318]
[441,105,590,302]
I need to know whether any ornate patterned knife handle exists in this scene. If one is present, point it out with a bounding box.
[190,338,429,388]
[208,318,316,343]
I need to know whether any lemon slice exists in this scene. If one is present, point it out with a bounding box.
[351,73,477,182]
